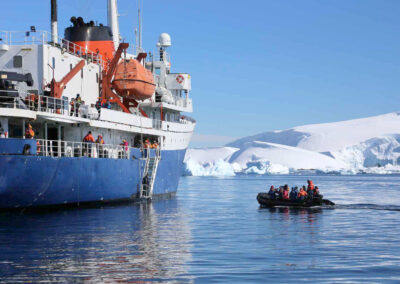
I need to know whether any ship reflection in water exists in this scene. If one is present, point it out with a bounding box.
[0,200,193,283]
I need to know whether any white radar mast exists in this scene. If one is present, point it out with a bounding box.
[157,33,171,62]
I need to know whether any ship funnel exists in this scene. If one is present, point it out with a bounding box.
[51,0,58,43]
[107,0,120,50]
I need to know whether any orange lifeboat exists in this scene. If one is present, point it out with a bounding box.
[112,60,156,101]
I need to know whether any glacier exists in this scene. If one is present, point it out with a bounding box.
[184,112,400,176]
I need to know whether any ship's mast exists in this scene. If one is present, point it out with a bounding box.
[108,0,120,50]
[138,0,143,54]
[51,0,58,43]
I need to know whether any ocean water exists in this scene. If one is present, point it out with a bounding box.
[1,175,400,283]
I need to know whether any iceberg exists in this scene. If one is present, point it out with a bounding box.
[184,112,400,176]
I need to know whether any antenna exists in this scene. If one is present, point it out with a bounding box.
[138,0,142,53]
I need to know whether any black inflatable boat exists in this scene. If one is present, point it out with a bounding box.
[257,192,335,208]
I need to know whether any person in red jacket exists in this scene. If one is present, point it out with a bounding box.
[283,185,290,200]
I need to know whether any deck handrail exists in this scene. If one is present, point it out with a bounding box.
[0,30,103,67]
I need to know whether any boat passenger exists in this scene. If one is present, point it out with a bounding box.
[307,180,315,191]
[25,124,35,139]
[290,187,298,201]
[314,186,323,199]
[298,187,307,201]
[278,187,284,199]
[268,186,276,200]
[283,185,290,200]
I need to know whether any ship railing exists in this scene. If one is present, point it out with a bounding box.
[0,92,93,119]
[0,30,103,67]
[36,139,134,160]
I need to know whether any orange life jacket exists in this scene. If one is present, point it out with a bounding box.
[25,128,35,139]
[298,190,307,197]
[83,134,95,142]
[308,180,315,190]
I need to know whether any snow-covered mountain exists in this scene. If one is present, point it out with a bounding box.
[184,112,400,176]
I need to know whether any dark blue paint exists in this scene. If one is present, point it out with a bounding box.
[0,145,186,208]
[0,138,37,155]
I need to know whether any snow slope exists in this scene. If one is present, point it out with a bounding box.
[185,112,400,176]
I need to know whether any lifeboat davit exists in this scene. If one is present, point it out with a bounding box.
[112,60,156,101]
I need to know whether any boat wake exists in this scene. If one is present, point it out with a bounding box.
[334,204,400,212]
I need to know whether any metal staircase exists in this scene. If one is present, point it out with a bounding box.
[140,147,161,200]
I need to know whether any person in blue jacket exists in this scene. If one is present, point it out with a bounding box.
[268,186,276,200]
[290,187,298,201]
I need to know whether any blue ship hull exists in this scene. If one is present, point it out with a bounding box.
[0,140,186,209]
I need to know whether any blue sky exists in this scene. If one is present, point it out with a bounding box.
[1,0,400,147]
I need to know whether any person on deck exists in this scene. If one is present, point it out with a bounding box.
[0,127,6,138]
[298,187,308,201]
[75,94,82,116]
[290,187,298,201]
[25,124,35,139]
[83,131,95,143]
[268,186,276,200]
[82,131,95,157]
[96,135,105,158]
[96,135,104,144]
[95,99,102,113]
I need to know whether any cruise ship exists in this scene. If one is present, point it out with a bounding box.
[0,0,195,209]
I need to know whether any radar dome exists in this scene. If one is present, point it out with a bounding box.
[158,33,171,47]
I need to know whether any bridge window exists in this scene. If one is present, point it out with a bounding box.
[13,56,23,68]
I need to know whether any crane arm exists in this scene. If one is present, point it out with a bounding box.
[50,60,85,98]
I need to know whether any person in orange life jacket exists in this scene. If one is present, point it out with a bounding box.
[268,186,276,199]
[25,124,35,139]
[96,135,105,158]
[283,184,290,200]
[298,186,308,201]
[83,131,95,143]
[152,141,159,149]
[307,183,315,200]
[307,179,315,191]
[82,131,95,157]
[96,135,104,144]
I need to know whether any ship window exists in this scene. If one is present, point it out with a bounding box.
[96,73,99,83]
[81,69,83,78]
[70,64,72,71]
[13,56,23,68]
[155,67,161,75]
[52,57,55,69]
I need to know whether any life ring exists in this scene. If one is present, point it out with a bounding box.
[176,75,184,84]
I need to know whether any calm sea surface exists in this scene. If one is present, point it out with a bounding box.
[1,175,400,283]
